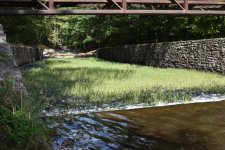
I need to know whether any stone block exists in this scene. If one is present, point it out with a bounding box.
[212,51,220,57]
[0,36,6,43]
[221,48,225,55]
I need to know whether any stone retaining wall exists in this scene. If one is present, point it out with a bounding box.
[0,24,26,93]
[98,38,225,73]
[11,44,43,66]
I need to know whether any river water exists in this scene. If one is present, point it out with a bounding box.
[49,100,225,150]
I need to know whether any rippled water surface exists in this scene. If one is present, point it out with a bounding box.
[49,101,225,150]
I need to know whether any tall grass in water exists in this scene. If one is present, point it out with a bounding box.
[22,58,225,108]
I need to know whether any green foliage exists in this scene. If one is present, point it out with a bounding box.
[0,78,19,108]
[0,105,47,148]
[0,79,48,149]
[1,15,225,49]
[0,16,50,45]
[48,15,225,49]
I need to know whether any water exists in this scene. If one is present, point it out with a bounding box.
[48,100,225,150]
[42,93,225,117]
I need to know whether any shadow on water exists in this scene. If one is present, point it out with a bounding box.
[50,100,225,150]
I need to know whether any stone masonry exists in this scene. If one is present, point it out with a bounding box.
[98,38,225,73]
[11,44,43,66]
[0,24,26,93]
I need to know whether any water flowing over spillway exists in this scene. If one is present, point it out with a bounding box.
[43,93,225,116]
[48,100,225,150]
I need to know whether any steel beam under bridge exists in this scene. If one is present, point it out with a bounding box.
[0,0,225,15]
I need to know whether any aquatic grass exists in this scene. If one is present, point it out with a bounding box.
[22,58,225,108]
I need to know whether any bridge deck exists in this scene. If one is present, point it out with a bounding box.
[0,0,225,15]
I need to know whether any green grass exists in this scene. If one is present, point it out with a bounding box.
[22,58,225,108]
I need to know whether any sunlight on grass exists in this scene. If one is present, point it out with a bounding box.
[22,58,225,107]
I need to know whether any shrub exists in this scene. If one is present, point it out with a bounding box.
[0,79,49,149]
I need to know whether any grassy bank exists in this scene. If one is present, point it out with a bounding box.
[22,58,225,109]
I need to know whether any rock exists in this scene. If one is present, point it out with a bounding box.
[221,48,225,55]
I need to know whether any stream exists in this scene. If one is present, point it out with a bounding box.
[48,99,225,150]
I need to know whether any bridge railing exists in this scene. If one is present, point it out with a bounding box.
[0,0,224,15]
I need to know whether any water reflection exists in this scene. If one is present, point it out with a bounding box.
[50,101,225,150]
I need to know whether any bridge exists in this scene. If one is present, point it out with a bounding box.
[0,0,225,15]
